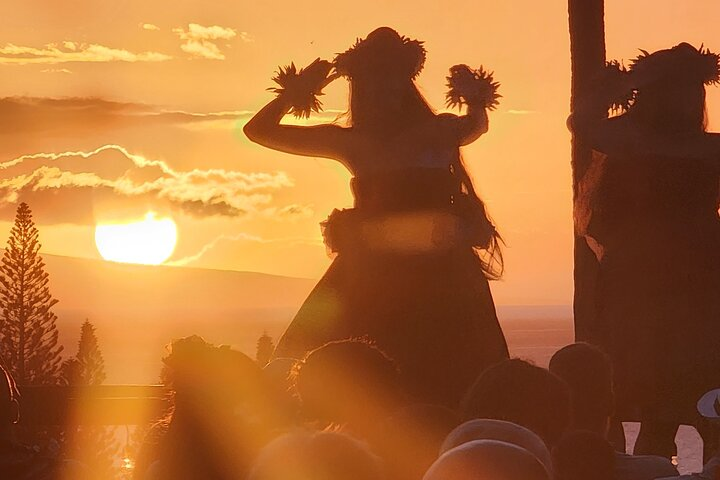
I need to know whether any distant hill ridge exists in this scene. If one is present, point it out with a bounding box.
[39,251,317,311]
[25,252,316,382]
[1,251,573,383]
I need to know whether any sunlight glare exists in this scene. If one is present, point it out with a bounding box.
[95,212,178,265]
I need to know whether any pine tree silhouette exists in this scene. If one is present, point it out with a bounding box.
[62,319,107,386]
[62,319,118,478]
[256,331,275,367]
[0,202,63,385]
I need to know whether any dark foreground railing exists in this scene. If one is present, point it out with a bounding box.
[18,385,169,426]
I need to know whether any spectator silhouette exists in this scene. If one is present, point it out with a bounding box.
[292,338,405,443]
[0,362,88,479]
[657,388,720,479]
[136,336,269,480]
[440,419,553,476]
[247,430,384,480]
[460,359,571,448]
[424,439,549,480]
[550,343,678,480]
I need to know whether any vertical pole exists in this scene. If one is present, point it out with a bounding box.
[568,0,606,341]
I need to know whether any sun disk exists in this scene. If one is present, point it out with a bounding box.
[95,212,178,265]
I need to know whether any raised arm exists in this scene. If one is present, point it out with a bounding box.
[567,62,631,148]
[566,88,611,145]
[243,96,348,159]
[443,64,498,146]
[455,103,489,146]
[243,59,349,160]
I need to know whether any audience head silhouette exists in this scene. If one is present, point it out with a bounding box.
[549,342,614,435]
[147,336,268,480]
[293,338,403,431]
[247,431,384,480]
[460,359,571,447]
[163,335,265,414]
[424,440,549,480]
[440,419,553,476]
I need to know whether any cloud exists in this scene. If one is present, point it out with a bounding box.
[0,42,171,65]
[141,23,160,31]
[179,41,225,60]
[0,145,303,225]
[40,68,72,74]
[237,32,254,43]
[173,23,244,60]
[0,97,253,136]
[506,109,537,115]
[263,204,314,219]
[169,232,322,266]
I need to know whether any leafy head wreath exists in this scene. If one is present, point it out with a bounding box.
[603,42,720,113]
[268,27,503,118]
[333,27,427,80]
[268,27,426,119]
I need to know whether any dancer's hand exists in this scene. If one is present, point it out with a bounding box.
[268,58,337,119]
[301,58,337,92]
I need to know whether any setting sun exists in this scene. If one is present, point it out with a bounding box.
[95,212,178,265]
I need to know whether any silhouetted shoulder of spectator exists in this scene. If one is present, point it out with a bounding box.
[460,358,571,448]
[550,343,680,479]
[614,451,679,480]
[553,430,615,480]
[0,443,63,480]
[424,439,549,480]
[139,336,270,480]
[247,430,384,480]
[441,419,553,476]
[658,454,720,480]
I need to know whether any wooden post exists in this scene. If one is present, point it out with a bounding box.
[568,0,606,341]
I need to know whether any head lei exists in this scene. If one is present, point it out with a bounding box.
[333,27,426,80]
[604,42,720,113]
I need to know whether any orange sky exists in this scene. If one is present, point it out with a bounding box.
[0,1,718,305]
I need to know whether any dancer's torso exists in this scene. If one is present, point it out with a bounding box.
[351,166,457,213]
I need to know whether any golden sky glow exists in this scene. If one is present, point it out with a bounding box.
[1,0,718,304]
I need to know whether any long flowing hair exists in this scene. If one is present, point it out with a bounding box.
[347,77,434,135]
[628,80,707,134]
[347,74,504,278]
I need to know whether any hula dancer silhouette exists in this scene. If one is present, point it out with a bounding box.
[571,43,720,458]
[245,27,509,406]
